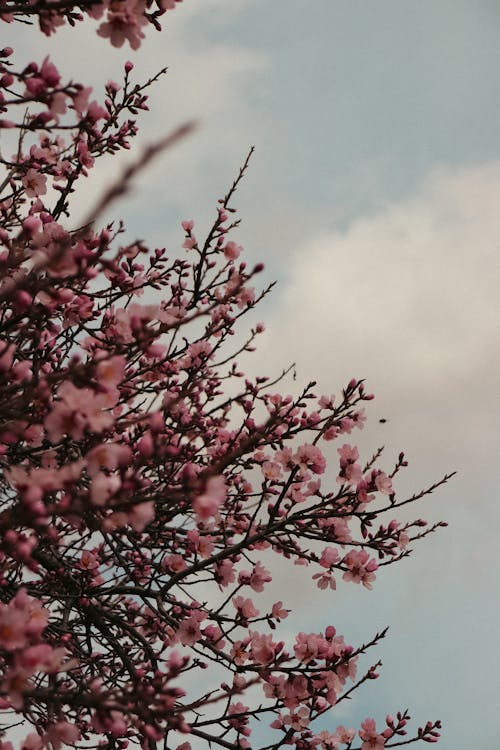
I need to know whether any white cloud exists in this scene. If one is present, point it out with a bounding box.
[258,161,500,480]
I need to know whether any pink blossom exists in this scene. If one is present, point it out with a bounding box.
[97,0,148,49]
[236,285,255,309]
[333,725,356,744]
[314,730,339,750]
[337,462,363,486]
[187,529,215,558]
[223,241,242,260]
[86,442,131,476]
[359,718,386,750]
[282,706,310,731]
[193,475,226,520]
[127,501,155,532]
[233,596,260,620]
[2,665,33,709]
[21,169,47,198]
[319,546,340,568]
[262,460,282,480]
[230,640,249,666]
[319,394,335,409]
[294,443,327,475]
[271,601,288,621]
[249,631,277,665]
[43,721,80,750]
[0,606,29,651]
[375,471,393,495]
[239,561,272,592]
[163,554,187,573]
[312,571,336,590]
[20,734,42,750]
[342,550,378,590]
[45,381,114,441]
[337,444,359,465]
[215,559,235,587]
[176,615,203,647]
[89,472,121,506]
[227,702,250,735]
[398,531,410,550]
[294,632,328,664]
[95,355,126,391]
[79,550,99,570]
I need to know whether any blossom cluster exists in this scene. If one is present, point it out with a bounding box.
[0,6,451,750]
[0,0,183,49]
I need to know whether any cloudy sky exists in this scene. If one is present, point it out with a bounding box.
[11,1,500,747]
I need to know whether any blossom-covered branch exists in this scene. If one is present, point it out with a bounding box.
[0,5,451,749]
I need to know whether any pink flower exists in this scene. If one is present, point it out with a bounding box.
[0,590,49,651]
[43,721,80,750]
[262,460,282,480]
[176,612,205,646]
[342,550,378,590]
[127,501,155,532]
[294,632,328,664]
[359,718,386,750]
[187,529,215,558]
[97,0,148,49]
[86,442,131,477]
[293,444,326,475]
[233,596,260,620]
[312,571,336,590]
[230,640,249,666]
[95,355,126,400]
[162,554,187,573]
[227,702,250,734]
[337,444,359,465]
[80,550,99,570]
[337,462,363,486]
[90,472,121,506]
[314,730,339,750]
[22,169,47,198]
[223,241,242,260]
[0,606,29,651]
[239,561,272,592]
[236,285,255,309]
[215,559,235,587]
[271,601,288,621]
[20,733,42,749]
[374,471,393,495]
[319,394,335,409]
[333,726,356,744]
[319,546,340,568]
[282,706,310,731]
[45,381,114,442]
[249,631,277,665]
[193,475,226,521]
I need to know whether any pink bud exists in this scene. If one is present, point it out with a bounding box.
[138,432,154,458]
[22,215,42,236]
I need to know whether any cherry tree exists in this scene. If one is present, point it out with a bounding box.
[0,4,452,749]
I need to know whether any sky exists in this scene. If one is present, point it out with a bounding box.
[8,1,500,748]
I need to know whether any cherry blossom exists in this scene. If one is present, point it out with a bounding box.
[0,7,452,748]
